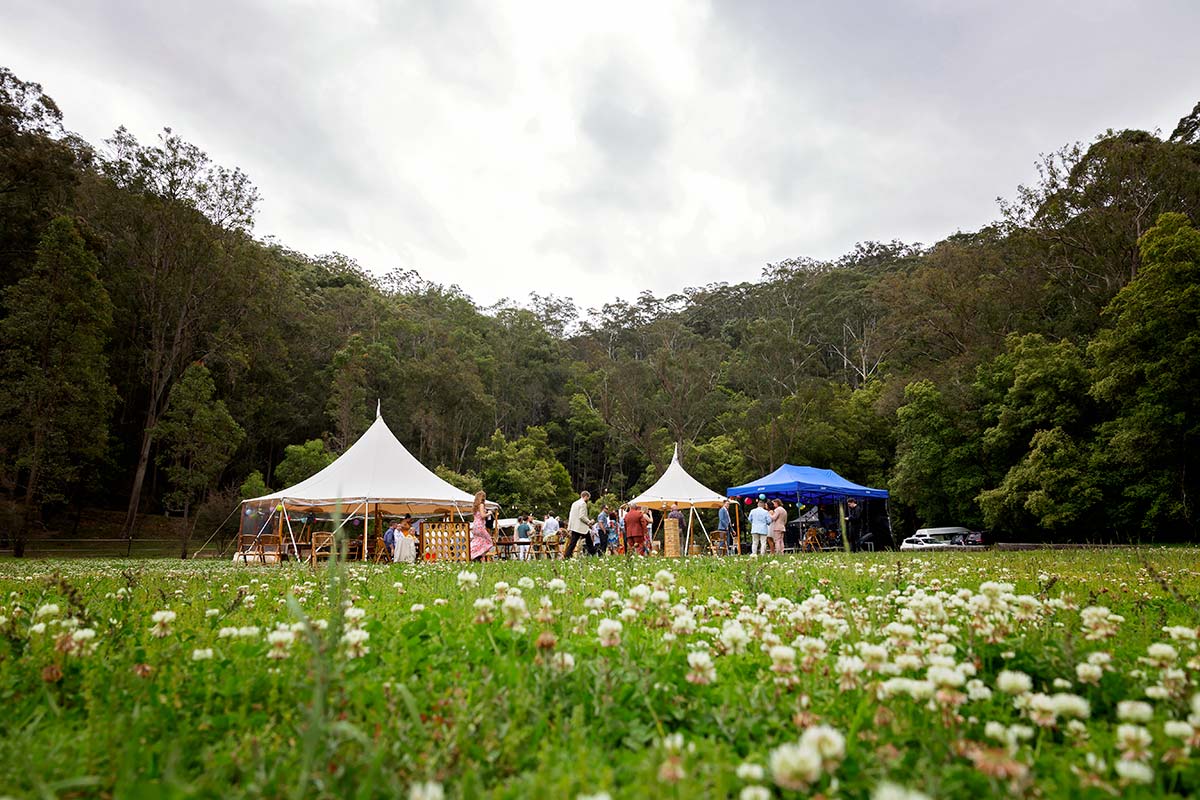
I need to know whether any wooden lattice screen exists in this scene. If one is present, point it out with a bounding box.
[420,522,472,562]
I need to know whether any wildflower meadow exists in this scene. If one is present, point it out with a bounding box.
[1,549,1198,799]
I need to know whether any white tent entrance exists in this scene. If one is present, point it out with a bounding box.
[239,409,497,562]
[628,444,728,556]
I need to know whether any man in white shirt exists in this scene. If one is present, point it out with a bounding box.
[564,491,594,559]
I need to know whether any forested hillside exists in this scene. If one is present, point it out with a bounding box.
[3,66,1199,554]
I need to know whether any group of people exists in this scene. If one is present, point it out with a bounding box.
[563,491,651,558]
[387,488,873,563]
[747,498,789,556]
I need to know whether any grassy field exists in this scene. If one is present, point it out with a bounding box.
[0,549,1198,799]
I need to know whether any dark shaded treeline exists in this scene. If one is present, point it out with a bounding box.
[2,67,1199,555]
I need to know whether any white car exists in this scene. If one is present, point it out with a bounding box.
[899,526,983,551]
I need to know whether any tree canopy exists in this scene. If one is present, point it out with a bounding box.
[2,64,1200,548]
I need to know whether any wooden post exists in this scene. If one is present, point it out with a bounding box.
[839,500,850,553]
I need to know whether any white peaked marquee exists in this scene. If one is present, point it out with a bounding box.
[247,409,498,515]
[629,444,727,510]
[628,444,729,554]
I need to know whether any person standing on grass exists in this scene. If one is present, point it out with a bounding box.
[717,498,733,554]
[623,503,647,555]
[770,499,788,554]
[564,490,594,558]
[748,500,771,556]
[596,505,612,555]
[469,491,493,561]
[383,522,398,560]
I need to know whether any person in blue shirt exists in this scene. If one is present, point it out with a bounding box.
[717,498,733,555]
[382,522,398,560]
[747,500,772,556]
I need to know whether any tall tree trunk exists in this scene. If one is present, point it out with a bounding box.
[179,498,194,559]
[122,407,157,550]
[17,457,40,559]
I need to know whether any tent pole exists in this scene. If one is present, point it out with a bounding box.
[839,499,850,553]
[685,507,693,556]
[282,502,299,560]
[363,500,369,562]
[276,506,284,562]
[734,502,741,555]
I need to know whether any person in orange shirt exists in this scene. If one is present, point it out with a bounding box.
[623,503,647,556]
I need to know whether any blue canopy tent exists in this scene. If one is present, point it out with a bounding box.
[726,465,888,503]
[727,465,890,551]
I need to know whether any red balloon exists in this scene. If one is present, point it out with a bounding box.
[744,497,752,505]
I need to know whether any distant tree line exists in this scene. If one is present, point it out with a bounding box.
[2,66,1199,555]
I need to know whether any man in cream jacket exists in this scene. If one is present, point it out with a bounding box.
[564,490,594,559]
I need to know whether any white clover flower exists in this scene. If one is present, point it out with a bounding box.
[204,608,220,618]
[653,569,676,589]
[598,618,623,647]
[719,620,751,654]
[551,651,576,673]
[266,628,295,659]
[192,648,214,661]
[799,724,845,765]
[1117,701,1153,723]
[35,603,60,618]
[736,762,765,782]
[1114,759,1153,784]
[217,627,237,638]
[1051,693,1090,720]
[768,741,822,790]
[927,665,965,689]
[408,780,444,800]
[344,606,366,623]
[1143,642,1178,667]
[738,787,770,800]
[150,609,177,638]
[769,645,797,673]
[577,793,612,800]
[872,782,932,800]
[966,679,993,702]
[1164,720,1193,739]
[29,622,46,635]
[410,603,425,613]
[547,578,567,594]
[341,627,370,659]
[996,670,1033,695]
[1163,625,1197,641]
[237,626,261,638]
[1075,662,1103,685]
[501,595,529,632]
[686,650,716,685]
[1116,724,1153,761]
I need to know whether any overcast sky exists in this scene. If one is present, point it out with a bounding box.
[3,1,1198,308]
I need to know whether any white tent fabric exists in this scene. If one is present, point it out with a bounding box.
[628,444,727,510]
[247,412,497,514]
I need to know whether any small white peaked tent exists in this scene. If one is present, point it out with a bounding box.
[629,444,729,554]
[247,410,498,516]
[629,444,727,510]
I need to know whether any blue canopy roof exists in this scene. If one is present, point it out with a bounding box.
[727,464,888,502]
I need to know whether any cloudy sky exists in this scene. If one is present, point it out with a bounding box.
[3,1,1198,307]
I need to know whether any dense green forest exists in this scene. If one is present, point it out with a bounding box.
[2,66,1199,555]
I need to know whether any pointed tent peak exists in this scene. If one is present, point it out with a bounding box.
[376,399,381,419]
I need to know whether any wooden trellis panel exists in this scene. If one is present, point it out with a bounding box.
[421,522,472,562]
